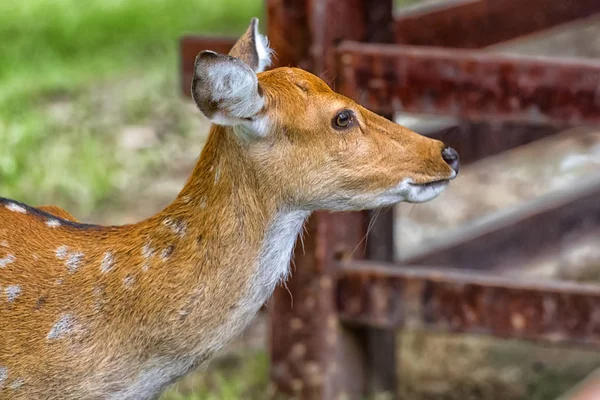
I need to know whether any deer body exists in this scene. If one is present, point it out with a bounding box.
[0,128,311,399]
[0,19,458,399]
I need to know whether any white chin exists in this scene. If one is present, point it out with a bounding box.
[404,180,449,203]
[318,179,450,211]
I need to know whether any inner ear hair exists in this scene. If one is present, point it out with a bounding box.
[191,51,265,126]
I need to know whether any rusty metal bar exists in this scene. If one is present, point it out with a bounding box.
[364,205,397,394]
[270,212,370,400]
[400,174,600,269]
[304,0,395,82]
[421,120,565,165]
[337,41,600,125]
[179,35,236,96]
[178,0,393,95]
[394,0,600,49]
[398,114,566,165]
[266,0,313,73]
[268,2,382,399]
[267,1,400,399]
[392,0,600,161]
[179,0,394,90]
[337,261,600,345]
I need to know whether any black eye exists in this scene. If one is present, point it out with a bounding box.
[333,110,352,129]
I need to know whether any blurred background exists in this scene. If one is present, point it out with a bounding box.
[0,0,263,222]
[1,0,600,399]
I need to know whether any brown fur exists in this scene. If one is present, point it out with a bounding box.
[37,205,79,222]
[0,19,456,399]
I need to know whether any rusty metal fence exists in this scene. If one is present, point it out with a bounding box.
[180,1,600,398]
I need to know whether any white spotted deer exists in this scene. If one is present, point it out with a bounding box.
[0,18,458,400]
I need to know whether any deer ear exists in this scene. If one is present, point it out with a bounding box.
[228,18,273,73]
[191,50,265,127]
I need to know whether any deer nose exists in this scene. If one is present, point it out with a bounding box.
[442,147,459,174]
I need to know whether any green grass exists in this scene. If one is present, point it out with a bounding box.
[159,350,395,400]
[0,0,262,213]
[161,351,271,400]
[0,0,263,107]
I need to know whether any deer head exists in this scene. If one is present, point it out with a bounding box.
[191,18,458,212]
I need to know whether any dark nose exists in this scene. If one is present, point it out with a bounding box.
[442,147,459,174]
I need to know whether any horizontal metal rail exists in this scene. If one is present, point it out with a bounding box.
[415,119,565,165]
[394,0,600,48]
[336,41,600,125]
[336,261,600,346]
[399,174,600,269]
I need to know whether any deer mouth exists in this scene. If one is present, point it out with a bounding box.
[410,168,457,190]
[411,179,450,189]
[404,179,450,203]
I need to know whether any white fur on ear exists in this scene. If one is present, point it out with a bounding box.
[253,22,273,73]
[229,18,274,73]
[191,18,275,134]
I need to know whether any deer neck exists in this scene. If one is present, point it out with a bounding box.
[169,124,308,254]
[65,126,308,398]
[146,124,308,346]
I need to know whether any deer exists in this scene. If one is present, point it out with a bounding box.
[0,18,459,400]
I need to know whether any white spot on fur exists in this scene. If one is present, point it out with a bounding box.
[93,285,106,311]
[0,240,8,247]
[5,203,26,213]
[66,251,84,273]
[47,313,75,340]
[5,285,21,302]
[0,367,7,387]
[163,219,187,237]
[141,262,150,272]
[199,198,207,209]
[142,242,154,259]
[161,246,174,260]
[55,245,69,259]
[56,246,85,272]
[123,275,135,288]
[46,219,61,228]
[55,278,63,285]
[0,254,15,268]
[9,377,24,390]
[214,167,221,184]
[100,251,115,273]
[178,286,205,318]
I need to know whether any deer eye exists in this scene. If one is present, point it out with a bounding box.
[333,110,353,129]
